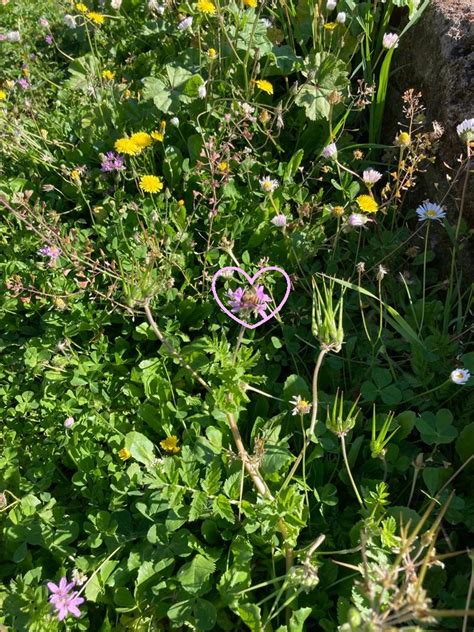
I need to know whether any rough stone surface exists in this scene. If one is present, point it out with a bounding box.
[386,0,473,280]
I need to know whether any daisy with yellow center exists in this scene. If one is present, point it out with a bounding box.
[102,70,115,81]
[356,195,379,213]
[243,0,257,7]
[160,435,180,454]
[139,175,164,194]
[76,2,88,12]
[0,90,7,100]
[114,137,140,155]
[197,0,216,15]
[130,131,152,149]
[87,12,105,25]
[118,448,131,460]
[290,395,312,416]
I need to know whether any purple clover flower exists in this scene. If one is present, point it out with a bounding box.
[47,577,84,621]
[45,35,53,45]
[100,151,125,172]
[17,78,30,90]
[38,245,61,266]
[227,285,272,318]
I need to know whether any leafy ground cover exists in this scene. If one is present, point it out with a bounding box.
[1,0,473,630]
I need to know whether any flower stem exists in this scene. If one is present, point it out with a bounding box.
[419,220,430,333]
[340,433,364,508]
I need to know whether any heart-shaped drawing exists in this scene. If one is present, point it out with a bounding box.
[211,266,291,329]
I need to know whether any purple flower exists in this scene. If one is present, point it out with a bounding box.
[17,78,30,90]
[0,34,7,42]
[45,35,53,45]
[322,142,337,159]
[227,285,272,318]
[64,416,75,428]
[101,151,125,172]
[347,213,370,227]
[38,245,61,266]
[47,577,84,621]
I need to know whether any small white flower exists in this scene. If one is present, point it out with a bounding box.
[326,0,337,9]
[39,17,49,27]
[71,569,88,586]
[382,33,399,49]
[336,12,346,24]
[348,213,370,227]
[170,116,179,127]
[198,82,207,99]
[259,176,279,193]
[177,16,193,30]
[64,416,75,428]
[450,368,471,385]
[111,0,122,9]
[6,30,21,42]
[64,14,77,29]
[240,102,255,117]
[456,118,474,143]
[271,214,287,227]
[260,18,272,28]
[416,201,446,222]
[322,142,337,159]
[290,395,312,416]
[363,168,383,185]
[376,265,388,281]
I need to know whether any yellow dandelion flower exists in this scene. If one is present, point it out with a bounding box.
[70,169,81,182]
[102,69,115,80]
[243,0,257,7]
[255,79,273,95]
[76,2,88,12]
[118,448,131,460]
[160,435,180,454]
[356,195,379,213]
[0,90,7,100]
[151,130,164,142]
[114,137,141,155]
[178,199,185,207]
[332,205,345,217]
[130,131,152,148]
[139,175,164,194]
[324,22,338,31]
[207,48,217,59]
[217,161,228,172]
[396,131,411,147]
[22,67,30,77]
[87,11,105,25]
[54,297,67,310]
[197,0,216,14]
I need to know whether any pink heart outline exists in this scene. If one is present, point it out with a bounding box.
[211,266,291,330]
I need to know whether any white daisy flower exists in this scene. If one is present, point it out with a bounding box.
[259,176,279,193]
[382,33,399,49]
[416,201,446,222]
[362,168,383,185]
[177,16,193,30]
[450,368,471,385]
[290,395,312,416]
[456,118,474,143]
[322,142,337,159]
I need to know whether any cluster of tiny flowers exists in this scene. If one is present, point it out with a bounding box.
[227,285,271,318]
[38,245,61,265]
[100,151,125,172]
[47,577,84,621]
[290,395,312,416]
[271,214,287,228]
[259,176,279,193]
[416,201,446,222]
[450,368,470,385]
